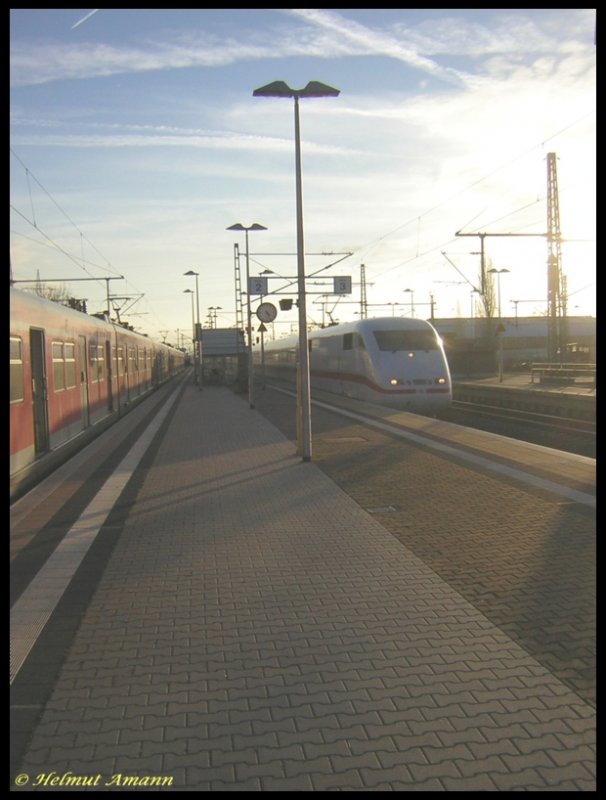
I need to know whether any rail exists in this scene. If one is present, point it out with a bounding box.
[530,362,596,386]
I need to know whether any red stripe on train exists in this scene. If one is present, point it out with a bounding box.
[311,369,449,395]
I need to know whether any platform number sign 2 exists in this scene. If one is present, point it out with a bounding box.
[248,277,268,295]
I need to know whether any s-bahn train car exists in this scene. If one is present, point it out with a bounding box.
[257,317,452,413]
[10,287,185,499]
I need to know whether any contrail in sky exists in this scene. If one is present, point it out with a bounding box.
[71,9,99,30]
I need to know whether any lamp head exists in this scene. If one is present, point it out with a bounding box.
[253,80,339,99]
[226,223,267,232]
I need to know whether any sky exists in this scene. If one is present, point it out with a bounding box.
[10,8,596,346]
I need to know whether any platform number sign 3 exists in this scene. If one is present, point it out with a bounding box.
[333,277,352,294]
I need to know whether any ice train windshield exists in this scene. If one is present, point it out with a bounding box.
[373,329,438,351]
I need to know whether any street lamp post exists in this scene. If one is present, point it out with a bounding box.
[253,80,340,462]
[208,306,222,328]
[487,268,510,319]
[511,300,519,327]
[226,223,267,409]
[184,270,202,387]
[404,288,415,318]
[487,268,510,382]
[183,288,195,368]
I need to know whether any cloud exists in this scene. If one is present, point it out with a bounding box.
[9,124,359,157]
[11,21,385,88]
[9,36,256,87]
[10,8,595,94]
[285,9,476,88]
[11,10,475,89]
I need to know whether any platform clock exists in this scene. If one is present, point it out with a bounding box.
[256,302,277,323]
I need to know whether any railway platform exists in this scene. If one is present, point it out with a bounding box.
[454,371,596,396]
[451,371,595,425]
[11,382,595,791]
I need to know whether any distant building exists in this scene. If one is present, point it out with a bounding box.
[200,328,247,389]
[431,316,595,375]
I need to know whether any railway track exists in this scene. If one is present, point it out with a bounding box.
[441,399,595,457]
[261,379,595,458]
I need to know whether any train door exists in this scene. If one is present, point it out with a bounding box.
[106,340,113,411]
[29,328,49,454]
[114,342,126,409]
[79,335,90,429]
[125,346,132,401]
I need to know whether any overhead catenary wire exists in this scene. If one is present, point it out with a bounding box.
[351,110,595,279]
[10,147,122,279]
[10,204,114,278]
[10,149,174,336]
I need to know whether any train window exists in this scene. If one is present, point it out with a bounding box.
[10,337,21,361]
[52,342,65,391]
[115,346,125,376]
[129,346,136,373]
[10,336,24,403]
[373,330,438,351]
[90,347,98,383]
[89,345,104,383]
[65,343,76,388]
[96,346,105,381]
[342,333,367,351]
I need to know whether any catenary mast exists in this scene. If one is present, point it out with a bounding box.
[546,152,566,360]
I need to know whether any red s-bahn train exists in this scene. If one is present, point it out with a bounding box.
[10,287,185,500]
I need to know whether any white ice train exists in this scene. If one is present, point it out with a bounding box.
[257,317,452,413]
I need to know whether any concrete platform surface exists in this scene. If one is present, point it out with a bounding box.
[12,385,595,791]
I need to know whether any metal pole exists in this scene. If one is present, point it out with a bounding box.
[261,326,266,389]
[245,229,255,408]
[252,79,339,461]
[189,293,194,343]
[480,235,486,301]
[497,272,502,319]
[294,95,312,462]
[195,273,202,389]
[183,288,194,376]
